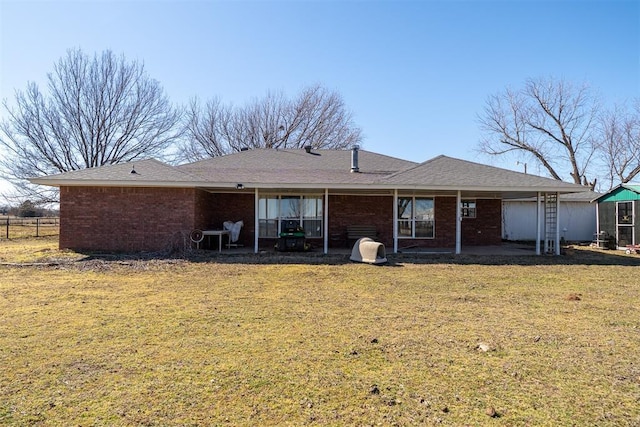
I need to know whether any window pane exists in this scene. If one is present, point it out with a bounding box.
[267,198,278,219]
[461,200,476,218]
[259,197,278,219]
[302,197,323,237]
[302,197,323,217]
[618,226,633,247]
[618,202,633,224]
[303,219,322,237]
[259,219,278,238]
[398,219,412,237]
[415,221,434,238]
[398,198,412,219]
[280,196,300,219]
[415,198,434,220]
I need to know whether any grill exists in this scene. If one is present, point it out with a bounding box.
[275,220,308,251]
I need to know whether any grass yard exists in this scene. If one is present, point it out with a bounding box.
[1,237,639,426]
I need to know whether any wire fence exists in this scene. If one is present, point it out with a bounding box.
[0,217,60,239]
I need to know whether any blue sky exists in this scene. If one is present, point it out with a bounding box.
[0,0,639,191]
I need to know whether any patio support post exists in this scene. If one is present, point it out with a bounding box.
[324,188,328,254]
[543,193,550,254]
[393,189,398,253]
[536,192,542,255]
[254,188,259,253]
[455,190,462,254]
[555,191,561,255]
[595,201,600,237]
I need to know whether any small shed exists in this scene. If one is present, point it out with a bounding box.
[594,184,640,249]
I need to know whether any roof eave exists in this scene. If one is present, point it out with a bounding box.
[29,178,588,195]
[28,178,202,188]
[200,182,587,193]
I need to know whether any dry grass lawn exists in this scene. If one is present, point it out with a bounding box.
[1,237,639,425]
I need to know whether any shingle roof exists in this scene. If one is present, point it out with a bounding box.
[30,158,202,186]
[29,148,588,195]
[383,155,586,191]
[177,148,416,185]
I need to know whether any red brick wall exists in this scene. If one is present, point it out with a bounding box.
[461,198,502,245]
[328,195,394,247]
[59,186,197,252]
[201,193,255,248]
[59,187,503,253]
[194,189,214,231]
[433,197,457,247]
[396,197,502,250]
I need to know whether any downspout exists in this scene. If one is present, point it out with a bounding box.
[324,188,328,254]
[536,192,541,255]
[393,189,398,253]
[455,190,462,254]
[254,189,259,254]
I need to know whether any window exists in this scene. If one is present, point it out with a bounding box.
[617,201,634,247]
[461,200,476,218]
[258,197,278,238]
[398,197,434,238]
[617,201,633,224]
[258,195,323,238]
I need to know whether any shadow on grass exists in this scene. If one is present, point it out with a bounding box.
[71,245,640,268]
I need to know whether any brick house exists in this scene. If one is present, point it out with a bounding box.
[31,147,586,255]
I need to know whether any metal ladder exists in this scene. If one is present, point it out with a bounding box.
[544,193,558,254]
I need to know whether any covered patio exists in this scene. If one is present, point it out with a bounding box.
[193,187,567,256]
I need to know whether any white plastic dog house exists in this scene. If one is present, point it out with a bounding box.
[350,237,387,265]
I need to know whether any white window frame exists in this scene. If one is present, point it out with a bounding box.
[397,196,435,239]
[258,194,324,238]
[616,201,634,247]
[461,199,476,218]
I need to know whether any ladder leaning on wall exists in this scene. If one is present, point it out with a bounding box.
[544,193,558,254]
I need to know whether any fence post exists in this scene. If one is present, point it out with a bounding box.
[5,217,8,239]
[36,218,40,237]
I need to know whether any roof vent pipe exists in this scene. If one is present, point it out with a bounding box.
[350,145,360,173]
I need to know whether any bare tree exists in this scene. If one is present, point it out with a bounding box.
[478,77,600,187]
[179,84,363,162]
[0,48,182,203]
[180,97,232,159]
[598,99,640,187]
